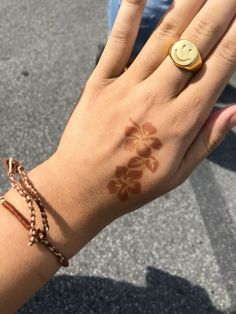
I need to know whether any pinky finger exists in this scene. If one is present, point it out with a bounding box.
[173,105,236,186]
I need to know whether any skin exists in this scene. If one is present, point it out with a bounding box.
[0,0,236,312]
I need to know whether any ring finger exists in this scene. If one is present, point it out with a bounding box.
[146,0,236,97]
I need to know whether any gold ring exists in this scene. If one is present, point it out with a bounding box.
[169,39,202,72]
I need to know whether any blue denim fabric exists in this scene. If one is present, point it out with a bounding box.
[108,0,172,59]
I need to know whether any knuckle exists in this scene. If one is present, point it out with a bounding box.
[85,76,110,93]
[217,39,236,66]
[190,17,222,41]
[202,121,229,155]
[203,134,222,155]
[169,97,203,137]
[135,85,157,108]
[203,126,227,156]
[156,18,180,39]
[111,27,130,45]
[110,0,146,45]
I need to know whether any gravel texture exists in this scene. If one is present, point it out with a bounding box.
[0,1,235,313]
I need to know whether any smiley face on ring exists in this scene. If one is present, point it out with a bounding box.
[170,39,199,66]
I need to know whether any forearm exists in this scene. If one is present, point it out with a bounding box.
[0,154,112,313]
[1,0,236,311]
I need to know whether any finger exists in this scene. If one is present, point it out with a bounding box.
[147,0,236,98]
[125,0,206,83]
[93,0,146,80]
[172,105,236,187]
[182,17,236,107]
[175,17,236,141]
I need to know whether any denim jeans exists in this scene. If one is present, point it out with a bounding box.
[108,0,172,59]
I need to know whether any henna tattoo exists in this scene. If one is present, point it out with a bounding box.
[128,156,159,173]
[107,167,142,202]
[107,119,162,202]
[124,118,162,157]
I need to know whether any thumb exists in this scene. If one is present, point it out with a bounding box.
[174,104,236,185]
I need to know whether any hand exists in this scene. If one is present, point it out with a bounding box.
[1,2,235,310]
[51,0,236,221]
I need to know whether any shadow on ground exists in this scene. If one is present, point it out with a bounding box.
[207,129,236,172]
[218,84,236,104]
[206,84,236,172]
[18,267,228,314]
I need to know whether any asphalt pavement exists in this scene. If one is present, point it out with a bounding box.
[0,1,235,313]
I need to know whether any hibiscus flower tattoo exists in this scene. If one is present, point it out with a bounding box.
[107,167,142,202]
[124,119,162,157]
[128,155,159,173]
[107,119,162,202]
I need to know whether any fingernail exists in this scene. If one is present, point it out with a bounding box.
[228,114,236,128]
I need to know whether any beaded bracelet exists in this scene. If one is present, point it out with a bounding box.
[1,158,69,268]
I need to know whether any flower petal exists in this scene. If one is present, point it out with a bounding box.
[146,137,162,150]
[137,143,151,158]
[145,156,159,173]
[141,122,157,136]
[125,126,140,139]
[107,180,121,194]
[115,166,127,179]
[125,170,143,181]
[128,156,144,169]
[127,182,141,194]
[118,187,129,202]
[124,138,139,152]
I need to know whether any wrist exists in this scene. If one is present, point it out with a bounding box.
[26,153,115,258]
[3,153,115,282]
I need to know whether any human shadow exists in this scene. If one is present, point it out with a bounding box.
[17,267,230,314]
